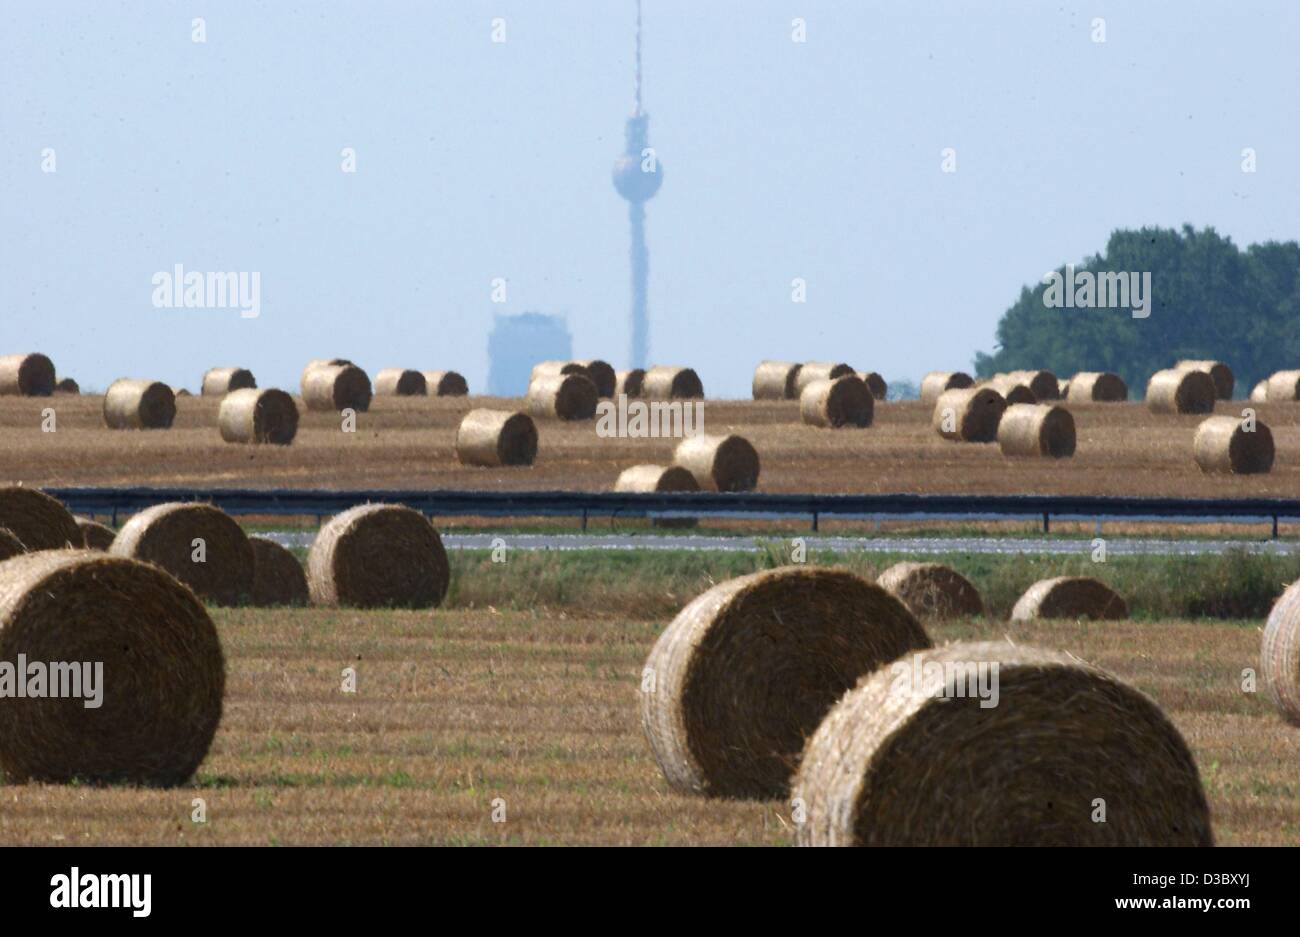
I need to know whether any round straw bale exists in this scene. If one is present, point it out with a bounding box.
[0,353,56,396]
[527,373,598,420]
[1262,579,1300,725]
[997,403,1076,458]
[1057,377,1071,398]
[640,566,931,798]
[455,409,538,467]
[301,363,372,412]
[103,379,176,429]
[1067,371,1128,403]
[109,502,254,606]
[573,359,616,397]
[1266,370,1300,402]
[876,561,984,620]
[173,387,192,397]
[200,366,256,396]
[249,536,309,607]
[421,370,468,396]
[799,375,873,428]
[307,504,449,609]
[74,517,116,551]
[0,528,25,562]
[1193,415,1273,475]
[1005,369,1060,400]
[530,360,589,384]
[858,371,887,400]
[615,464,699,528]
[374,368,428,396]
[984,377,1036,404]
[794,362,854,395]
[300,358,353,396]
[642,365,704,400]
[793,641,1212,845]
[919,370,973,406]
[1250,379,1270,403]
[0,551,225,786]
[931,386,1006,442]
[1176,359,1234,400]
[54,378,79,395]
[752,361,803,400]
[673,433,760,492]
[0,487,80,550]
[1011,576,1128,620]
[218,388,299,445]
[615,368,645,398]
[1146,368,1216,415]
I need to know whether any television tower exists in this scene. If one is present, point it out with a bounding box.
[611,0,663,370]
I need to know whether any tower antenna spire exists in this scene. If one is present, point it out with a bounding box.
[634,0,643,115]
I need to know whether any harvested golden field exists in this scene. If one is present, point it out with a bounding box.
[0,602,1292,846]
[2,395,1299,497]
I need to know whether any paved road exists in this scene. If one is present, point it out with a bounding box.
[266,531,1299,556]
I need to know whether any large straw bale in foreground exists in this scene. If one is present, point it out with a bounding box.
[673,433,760,492]
[1193,415,1273,475]
[218,388,299,445]
[800,375,873,428]
[1176,359,1234,400]
[752,361,802,400]
[793,641,1212,845]
[876,561,984,620]
[0,551,225,786]
[110,503,254,606]
[0,353,56,396]
[640,567,930,798]
[919,371,973,406]
[1146,368,1216,415]
[932,387,1005,442]
[1011,576,1128,620]
[455,409,538,467]
[1262,580,1300,726]
[103,379,176,429]
[307,504,449,608]
[0,529,25,562]
[997,403,1076,458]
[0,487,80,551]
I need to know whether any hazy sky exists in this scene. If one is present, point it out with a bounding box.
[2,1,1296,397]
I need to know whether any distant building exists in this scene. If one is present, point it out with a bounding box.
[487,311,573,396]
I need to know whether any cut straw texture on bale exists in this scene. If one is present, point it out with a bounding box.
[200,367,256,396]
[218,388,299,445]
[302,364,372,413]
[0,551,225,786]
[615,369,645,398]
[249,536,309,607]
[75,517,116,551]
[55,378,79,394]
[919,370,973,407]
[793,641,1212,846]
[752,361,803,400]
[876,562,984,621]
[1193,415,1274,475]
[795,362,854,395]
[1005,369,1060,400]
[932,387,1005,443]
[0,529,24,562]
[800,376,873,428]
[1067,371,1128,403]
[1176,359,1234,400]
[674,434,760,492]
[421,370,468,396]
[1251,379,1271,403]
[642,366,704,400]
[527,373,598,420]
[1265,370,1300,402]
[300,358,353,395]
[374,368,427,396]
[1011,576,1128,621]
[1146,368,1216,415]
[615,464,699,528]
[640,567,930,799]
[0,353,56,396]
[858,371,887,400]
[307,504,449,608]
[1261,580,1300,726]
[0,487,80,551]
[455,409,538,467]
[103,379,176,430]
[997,403,1076,458]
[110,503,254,606]
[573,359,616,398]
